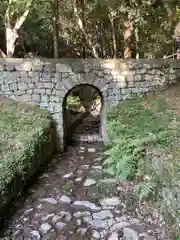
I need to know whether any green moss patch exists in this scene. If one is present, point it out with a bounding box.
[0,97,56,211]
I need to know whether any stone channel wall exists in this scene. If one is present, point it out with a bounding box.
[0,58,180,151]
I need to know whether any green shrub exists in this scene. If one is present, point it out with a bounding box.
[105,96,180,237]
[0,97,56,211]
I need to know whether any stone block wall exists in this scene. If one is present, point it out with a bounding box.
[0,58,180,151]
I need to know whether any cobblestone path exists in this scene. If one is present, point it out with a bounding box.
[0,109,166,240]
[0,141,164,240]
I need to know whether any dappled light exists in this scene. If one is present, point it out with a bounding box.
[63,84,103,145]
[0,0,180,239]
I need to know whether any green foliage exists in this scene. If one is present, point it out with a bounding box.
[135,180,157,200]
[66,95,81,111]
[1,0,179,57]
[105,99,173,180]
[0,97,55,210]
[105,95,180,237]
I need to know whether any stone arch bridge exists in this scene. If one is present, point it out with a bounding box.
[0,58,179,151]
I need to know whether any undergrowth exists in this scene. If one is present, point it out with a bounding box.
[105,96,180,237]
[0,97,55,211]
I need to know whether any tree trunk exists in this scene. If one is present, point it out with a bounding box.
[109,16,117,58]
[134,26,139,59]
[5,0,33,57]
[73,0,99,58]
[52,0,59,58]
[5,27,18,57]
[124,20,133,59]
[0,49,6,58]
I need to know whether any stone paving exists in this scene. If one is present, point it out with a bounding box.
[68,103,102,143]
[0,142,164,240]
[70,114,102,143]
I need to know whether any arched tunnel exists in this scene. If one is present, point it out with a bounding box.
[63,84,103,148]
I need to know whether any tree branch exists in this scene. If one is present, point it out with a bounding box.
[73,0,99,58]
[14,0,33,31]
[5,0,13,26]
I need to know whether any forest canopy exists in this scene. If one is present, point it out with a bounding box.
[0,0,180,59]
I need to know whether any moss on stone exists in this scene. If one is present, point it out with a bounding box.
[0,96,56,211]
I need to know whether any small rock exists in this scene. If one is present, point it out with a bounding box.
[139,233,156,240]
[81,165,90,169]
[83,215,93,222]
[89,219,109,229]
[63,172,74,179]
[42,213,55,221]
[23,226,34,237]
[111,222,130,231]
[108,231,119,240]
[73,211,82,218]
[63,212,72,221]
[123,228,138,240]
[24,208,34,216]
[15,224,21,229]
[73,211,91,218]
[40,198,57,205]
[115,216,128,222]
[77,228,88,236]
[88,148,96,152]
[42,231,57,240]
[92,230,101,239]
[114,209,121,214]
[56,222,67,231]
[93,210,113,220]
[37,204,43,210]
[23,217,28,222]
[107,218,116,227]
[94,157,102,162]
[13,229,22,238]
[92,165,102,170]
[76,219,82,226]
[30,230,41,240]
[99,178,117,183]
[75,177,82,182]
[102,206,114,210]
[84,179,96,187]
[129,218,140,225]
[72,201,101,211]
[100,197,121,207]
[59,195,71,204]
[52,215,62,223]
[39,223,52,234]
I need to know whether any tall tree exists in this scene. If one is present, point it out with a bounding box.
[123,20,133,59]
[5,0,33,57]
[73,0,99,58]
[52,0,59,58]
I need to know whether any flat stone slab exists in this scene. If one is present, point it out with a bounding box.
[93,210,113,220]
[100,197,121,207]
[88,219,109,229]
[72,201,101,211]
[40,198,57,205]
[84,178,96,186]
[59,195,72,204]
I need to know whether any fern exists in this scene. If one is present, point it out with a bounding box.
[105,97,180,237]
[135,180,157,200]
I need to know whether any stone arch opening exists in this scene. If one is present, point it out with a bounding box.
[63,84,105,148]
